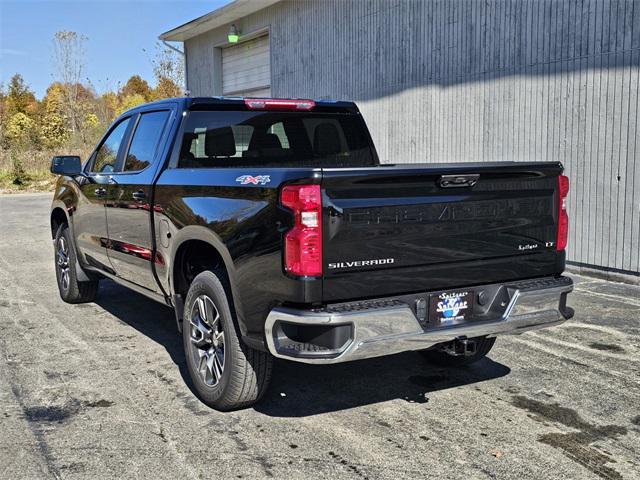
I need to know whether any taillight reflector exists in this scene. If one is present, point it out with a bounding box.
[557,174,569,251]
[281,184,323,276]
[244,98,316,111]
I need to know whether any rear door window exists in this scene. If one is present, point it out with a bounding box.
[177,111,375,168]
[123,111,170,172]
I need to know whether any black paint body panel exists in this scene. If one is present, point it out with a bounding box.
[153,167,323,337]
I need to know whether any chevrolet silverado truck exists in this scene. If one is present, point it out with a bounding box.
[50,97,574,410]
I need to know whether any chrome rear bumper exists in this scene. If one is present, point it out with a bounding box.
[264,276,574,364]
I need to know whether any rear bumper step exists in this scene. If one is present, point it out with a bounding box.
[264,275,574,364]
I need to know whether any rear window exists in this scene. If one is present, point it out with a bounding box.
[177,111,376,168]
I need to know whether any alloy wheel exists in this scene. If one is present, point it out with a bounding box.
[57,236,70,290]
[189,295,225,386]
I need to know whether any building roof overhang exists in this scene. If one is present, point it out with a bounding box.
[160,0,281,42]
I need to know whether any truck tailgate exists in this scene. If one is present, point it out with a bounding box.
[321,162,565,302]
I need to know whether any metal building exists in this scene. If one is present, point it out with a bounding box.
[161,0,640,279]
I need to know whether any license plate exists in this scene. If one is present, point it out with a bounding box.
[429,289,474,326]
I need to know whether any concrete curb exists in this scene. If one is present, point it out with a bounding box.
[566,264,640,286]
[0,192,52,198]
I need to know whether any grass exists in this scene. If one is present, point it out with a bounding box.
[0,168,57,193]
[0,147,87,194]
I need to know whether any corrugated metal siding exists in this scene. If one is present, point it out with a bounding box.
[184,0,640,275]
[222,35,271,95]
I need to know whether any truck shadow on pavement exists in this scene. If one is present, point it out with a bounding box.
[95,280,511,416]
[258,356,510,417]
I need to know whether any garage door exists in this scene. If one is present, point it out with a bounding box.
[222,35,271,97]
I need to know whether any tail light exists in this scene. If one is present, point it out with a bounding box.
[557,174,569,251]
[280,184,323,276]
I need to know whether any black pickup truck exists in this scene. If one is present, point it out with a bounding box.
[50,97,574,410]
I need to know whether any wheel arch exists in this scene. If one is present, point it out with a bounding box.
[168,226,246,336]
[50,204,95,283]
[50,206,69,239]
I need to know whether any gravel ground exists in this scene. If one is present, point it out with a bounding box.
[1,193,639,480]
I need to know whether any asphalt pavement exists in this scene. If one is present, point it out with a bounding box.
[1,193,639,480]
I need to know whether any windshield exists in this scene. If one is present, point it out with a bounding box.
[177,110,377,168]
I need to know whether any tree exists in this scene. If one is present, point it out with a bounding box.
[52,31,88,136]
[0,83,6,145]
[6,112,35,146]
[146,42,184,98]
[1,76,37,149]
[120,75,152,101]
[5,112,36,184]
[116,94,146,116]
[5,74,37,117]
[39,83,70,148]
[98,91,118,124]
[153,76,183,100]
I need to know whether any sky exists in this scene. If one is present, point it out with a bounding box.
[0,0,231,99]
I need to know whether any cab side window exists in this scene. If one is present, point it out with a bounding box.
[91,118,130,173]
[124,111,170,172]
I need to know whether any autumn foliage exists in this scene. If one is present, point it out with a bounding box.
[0,31,183,190]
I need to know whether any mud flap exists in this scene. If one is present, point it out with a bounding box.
[172,294,184,333]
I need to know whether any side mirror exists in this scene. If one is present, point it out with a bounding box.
[51,156,82,176]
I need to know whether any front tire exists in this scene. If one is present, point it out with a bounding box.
[54,224,99,303]
[420,337,496,367]
[182,270,273,411]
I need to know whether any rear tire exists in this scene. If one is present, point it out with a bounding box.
[182,270,273,411]
[420,337,496,367]
[54,224,99,304]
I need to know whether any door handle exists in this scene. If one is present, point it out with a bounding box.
[94,188,107,197]
[132,190,146,201]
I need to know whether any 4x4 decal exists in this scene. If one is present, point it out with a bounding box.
[235,175,271,185]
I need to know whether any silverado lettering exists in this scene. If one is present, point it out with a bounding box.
[327,258,395,269]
